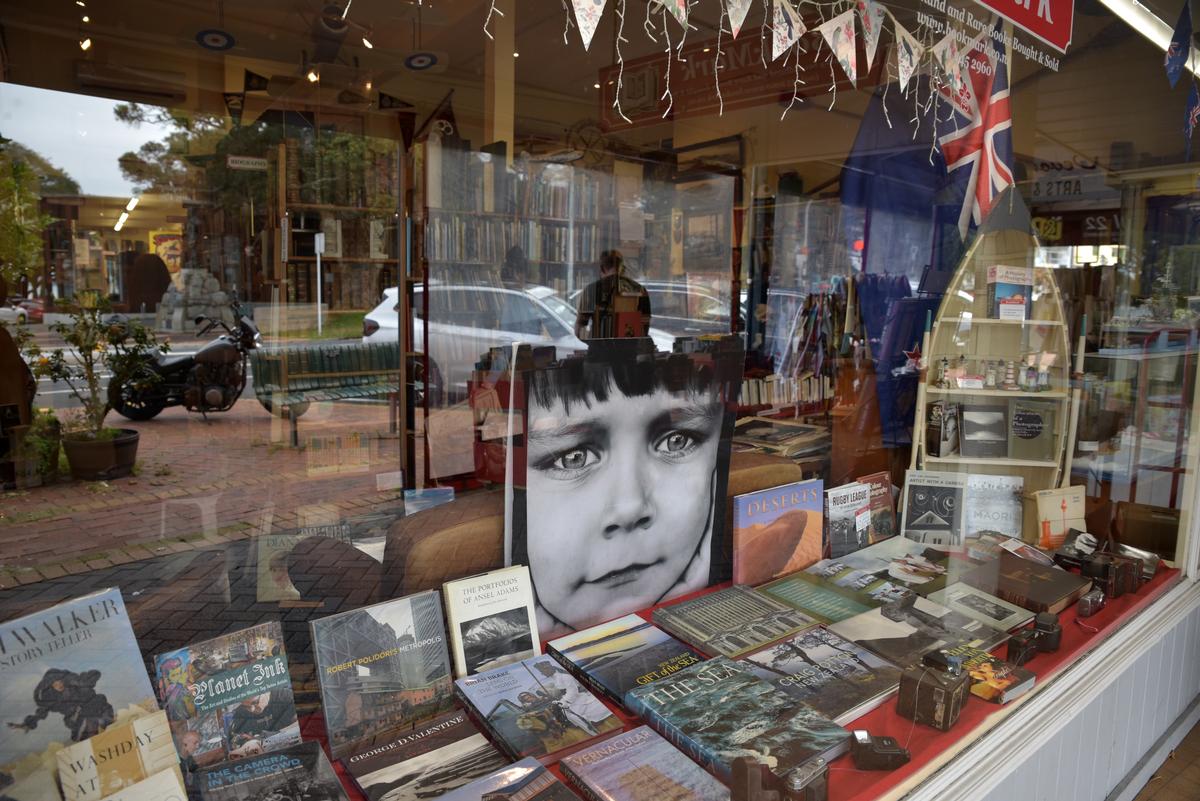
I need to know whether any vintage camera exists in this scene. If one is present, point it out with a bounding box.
[1033,612,1062,652]
[896,660,969,731]
[850,731,911,771]
[1082,554,1123,599]
[1007,630,1040,666]
[1078,588,1106,618]
[921,649,964,676]
[783,758,828,801]
[1108,553,1142,595]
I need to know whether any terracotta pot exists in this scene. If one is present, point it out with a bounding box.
[62,429,140,481]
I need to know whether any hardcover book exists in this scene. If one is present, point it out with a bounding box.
[652,585,816,658]
[0,588,158,801]
[96,767,186,801]
[900,470,967,546]
[153,622,301,781]
[986,264,1033,320]
[1033,486,1087,549]
[311,590,455,755]
[1009,400,1057,462]
[927,583,1034,633]
[964,474,1024,539]
[732,479,824,586]
[828,595,1005,671]
[960,551,1092,614]
[546,615,703,708]
[57,710,179,801]
[804,536,951,602]
[443,565,540,677]
[825,482,872,558]
[623,656,849,783]
[560,726,730,801]
[940,643,1036,704]
[454,654,621,761]
[856,471,897,544]
[925,400,959,458]
[756,572,879,624]
[438,757,581,801]
[197,741,348,801]
[738,627,901,725]
[959,404,1009,459]
[343,710,508,801]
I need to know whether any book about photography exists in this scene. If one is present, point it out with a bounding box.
[652,585,816,658]
[310,590,455,756]
[0,588,158,801]
[900,470,967,547]
[964,474,1024,540]
[756,571,879,625]
[623,656,849,784]
[455,654,621,762]
[197,741,348,801]
[95,768,186,801]
[153,621,301,782]
[825,482,872,559]
[731,479,824,586]
[56,709,178,801]
[960,551,1092,614]
[959,404,1009,459]
[545,614,703,709]
[438,757,581,801]
[856,470,897,544]
[560,726,730,801]
[804,536,951,603]
[443,565,540,677]
[1033,485,1086,549]
[927,582,1034,633]
[343,709,507,801]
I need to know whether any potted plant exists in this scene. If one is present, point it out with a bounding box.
[24,294,165,480]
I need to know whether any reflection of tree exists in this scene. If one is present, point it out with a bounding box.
[0,138,57,290]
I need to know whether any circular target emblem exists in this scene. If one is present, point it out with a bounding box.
[196,29,235,51]
[404,52,438,71]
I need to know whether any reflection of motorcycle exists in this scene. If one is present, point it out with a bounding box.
[109,298,261,420]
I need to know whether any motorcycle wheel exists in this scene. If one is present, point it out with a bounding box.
[108,380,166,421]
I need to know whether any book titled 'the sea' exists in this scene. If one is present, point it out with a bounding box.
[560,726,730,801]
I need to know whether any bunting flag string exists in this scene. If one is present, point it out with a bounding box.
[771,0,805,62]
[819,9,858,86]
[856,0,886,73]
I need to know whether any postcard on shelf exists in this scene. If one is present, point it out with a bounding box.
[153,621,301,780]
[545,614,703,708]
[560,726,730,801]
[986,265,1033,321]
[927,582,1034,632]
[856,470,897,543]
[805,534,952,602]
[964,474,1024,540]
[96,767,185,801]
[940,643,1035,704]
[732,478,824,585]
[900,470,967,547]
[197,741,348,801]
[1034,486,1087,549]
[960,551,1091,614]
[624,656,849,783]
[443,565,539,677]
[739,626,901,725]
[1009,400,1057,462]
[454,654,621,762]
[1,588,158,801]
[959,404,1010,459]
[311,590,455,755]
[343,709,508,801]
[439,757,581,801]
[652,585,816,658]
[826,482,872,558]
[57,710,179,801]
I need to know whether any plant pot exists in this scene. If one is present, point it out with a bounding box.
[62,429,140,481]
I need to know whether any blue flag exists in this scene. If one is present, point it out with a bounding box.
[1187,84,1200,160]
[1167,4,1192,89]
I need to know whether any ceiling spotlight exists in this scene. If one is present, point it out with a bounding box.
[593,82,600,89]
[75,0,85,6]
[125,196,139,212]
[79,37,92,51]
[82,15,90,22]
[114,211,129,232]
[365,79,373,90]
[306,69,320,82]
[513,52,519,57]
[362,36,373,49]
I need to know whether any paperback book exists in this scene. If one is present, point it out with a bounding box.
[0,588,158,801]
[96,767,186,801]
[343,710,508,801]
[153,622,301,781]
[652,585,816,658]
[927,583,1033,633]
[738,627,901,724]
[623,656,849,783]
[804,536,951,602]
[959,404,1009,459]
[964,474,1024,539]
[756,572,879,625]
[560,726,730,801]
[732,479,824,586]
[940,643,1036,703]
[1009,400,1057,462]
[439,757,581,801]
[960,551,1092,614]
[454,654,621,761]
[311,590,455,755]
[443,565,540,677]
[900,471,967,546]
[856,471,897,544]
[56,710,178,801]
[546,615,703,708]
[825,482,872,558]
[925,401,959,458]
[197,741,348,801]
[1033,486,1087,549]
[986,264,1033,320]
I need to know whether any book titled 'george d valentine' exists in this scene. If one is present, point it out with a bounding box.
[560,726,729,801]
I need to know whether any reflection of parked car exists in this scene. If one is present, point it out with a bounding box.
[17,298,45,323]
[0,302,28,325]
[571,279,731,339]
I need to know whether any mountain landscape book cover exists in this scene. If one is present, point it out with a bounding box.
[197,741,347,801]
[443,565,540,677]
[731,479,824,586]
[311,590,455,755]
[546,614,703,708]
[95,767,186,801]
[343,710,508,801]
[153,621,300,784]
[804,536,951,602]
[623,657,849,783]
[455,654,621,762]
[652,585,816,658]
[56,709,179,801]
[756,572,879,625]
[0,588,158,801]
[940,643,1036,703]
[438,757,581,801]
[560,726,729,801]
[738,627,901,725]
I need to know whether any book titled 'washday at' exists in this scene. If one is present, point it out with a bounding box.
[197,741,348,801]
[561,726,730,801]
[1,588,158,801]
[56,709,179,801]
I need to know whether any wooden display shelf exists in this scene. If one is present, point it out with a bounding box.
[926,387,1068,399]
[925,455,1060,468]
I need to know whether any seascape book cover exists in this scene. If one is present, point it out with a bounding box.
[438,757,580,801]
[940,643,1036,704]
[546,614,703,708]
[96,767,186,801]
[825,482,872,559]
[828,595,1005,671]
[927,583,1034,633]
[310,590,455,755]
[803,537,952,603]
[964,475,1024,540]
[856,471,897,544]
[153,621,300,782]
[0,588,158,801]
[443,565,540,677]
[757,572,879,625]
[738,627,901,725]
[454,654,621,762]
[651,586,816,658]
[623,657,849,783]
[560,726,729,801]
[731,479,824,586]
[197,741,348,801]
[900,471,967,546]
[344,709,508,801]
[56,709,179,801]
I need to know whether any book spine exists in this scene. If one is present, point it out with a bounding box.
[545,646,624,708]
[559,761,615,801]
[623,692,725,780]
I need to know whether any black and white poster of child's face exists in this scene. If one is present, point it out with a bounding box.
[516,342,736,637]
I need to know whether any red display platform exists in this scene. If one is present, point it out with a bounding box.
[304,566,1181,801]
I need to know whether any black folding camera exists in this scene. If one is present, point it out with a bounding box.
[1033,611,1062,651]
[851,731,911,771]
[1007,630,1040,666]
[1082,554,1123,599]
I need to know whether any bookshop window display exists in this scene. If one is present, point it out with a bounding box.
[1,1,1200,801]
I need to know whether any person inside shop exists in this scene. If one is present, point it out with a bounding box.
[573,249,652,339]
